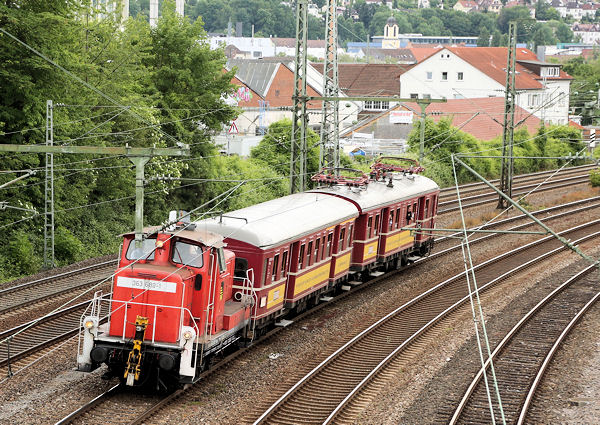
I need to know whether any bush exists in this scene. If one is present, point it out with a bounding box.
[591,169,600,187]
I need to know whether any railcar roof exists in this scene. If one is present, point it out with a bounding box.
[123,226,225,248]
[309,174,439,213]
[195,192,359,249]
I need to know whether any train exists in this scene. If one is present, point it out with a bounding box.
[77,159,440,390]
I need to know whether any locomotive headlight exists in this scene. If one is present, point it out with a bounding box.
[182,330,193,340]
[84,320,95,329]
[155,240,164,249]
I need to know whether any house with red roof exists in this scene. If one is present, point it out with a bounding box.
[219,58,361,155]
[340,98,542,146]
[399,47,572,126]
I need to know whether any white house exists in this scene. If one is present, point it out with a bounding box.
[209,36,276,58]
[572,23,600,44]
[399,47,572,125]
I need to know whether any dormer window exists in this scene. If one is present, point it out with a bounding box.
[542,66,560,77]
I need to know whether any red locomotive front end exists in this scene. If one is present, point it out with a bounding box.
[77,217,254,390]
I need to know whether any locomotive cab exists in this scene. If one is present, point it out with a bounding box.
[77,221,254,389]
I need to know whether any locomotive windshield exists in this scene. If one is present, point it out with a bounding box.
[172,240,204,267]
[125,237,157,261]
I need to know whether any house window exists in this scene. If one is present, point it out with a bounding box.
[410,93,418,99]
[457,72,463,81]
[426,71,433,80]
[528,94,540,107]
[253,51,262,58]
[559,92,566,107]
[442,72,448,81]
[364,101,390,110]
[423,94,431,99]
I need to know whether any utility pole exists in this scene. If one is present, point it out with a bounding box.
[45,100,55,268]
[290,0,309,194]
[498,22,517,210]
[0,144,189,260]
[319,0,340,172]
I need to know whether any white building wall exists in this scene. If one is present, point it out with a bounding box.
[209,36,276,58]
[574,30,600,44]
[400,49,504,100]
[399,48,570,125]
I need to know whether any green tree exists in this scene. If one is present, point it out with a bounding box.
[250,119,320,187]
[477,27,491,47]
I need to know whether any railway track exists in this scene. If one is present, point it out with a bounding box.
[250,220,600,424]
[0,299,110,378]
[438,173,592,213]
[22,201,600,423]
[437,163,596,201]
[0,259,116,331]
[446,264,600,425]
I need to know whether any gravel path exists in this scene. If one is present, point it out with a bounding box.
[1,185,599,424]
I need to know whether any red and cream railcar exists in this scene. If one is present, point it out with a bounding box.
[197,193,358,330]
[312,173,439,272]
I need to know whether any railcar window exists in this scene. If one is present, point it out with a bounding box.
[171,241,204,267]
[272,254,280,279]
[374,215,380,236]
[406,206,413,223]
[314,239,320,263]
[217,247,226,272]
[262,258,269,284]
[321,236,326,259]
[396,208,401,228]
[307,241,313,266]
[368,216,373,238]
[340,228,346,250]
[425,199,430,218]
[126,237,157,261]
[327,233,333,257]
[348,224,354,245]
[389,211,394,231]
[281,251,288,277]
[413,202,418,217]
[299,244,305,269]
[234,258,248,278]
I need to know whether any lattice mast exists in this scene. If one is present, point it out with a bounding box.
[290,0,309,194]
[498,22,517,209]
[44,100,55,269]
[319,0,340,172]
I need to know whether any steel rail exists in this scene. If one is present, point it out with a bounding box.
[449,264,599,425]
[438,164,595,195]
[516,273,600,425]
[252,220,600,424]
[0,259,116,296]
[54,384,122,425]
[439,177,591,213]
[326,236,600,425]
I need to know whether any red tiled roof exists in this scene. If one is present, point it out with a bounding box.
[445,47,571,90]
[272,37,328,49]
[312,63,411,96]
[400,97,541,141]
[408,46,444,62]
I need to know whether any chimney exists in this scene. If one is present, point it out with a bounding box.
[175,0,184,17]
[149,0,158,27]
[536,46,546,62]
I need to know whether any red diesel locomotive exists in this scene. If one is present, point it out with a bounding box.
[77,163,439,389]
